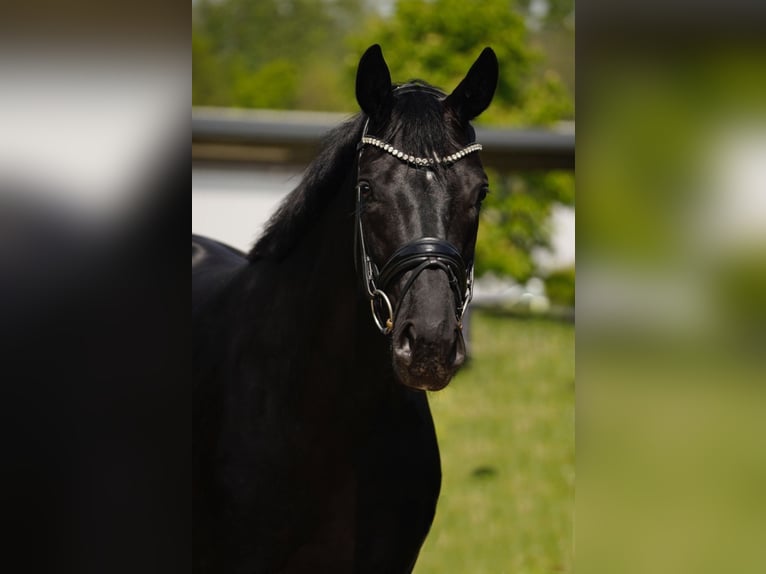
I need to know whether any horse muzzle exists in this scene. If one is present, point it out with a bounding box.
[389,268,467,391]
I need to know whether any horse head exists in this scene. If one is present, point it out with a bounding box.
[354,44,498,391]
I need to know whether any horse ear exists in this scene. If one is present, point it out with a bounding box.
[356,44,392,118]
[445,47,498,122]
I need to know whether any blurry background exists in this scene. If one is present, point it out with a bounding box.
[0,3,188,573]
[577,2,766,574]
[192,1,574,572]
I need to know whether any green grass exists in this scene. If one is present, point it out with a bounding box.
[415,310,575,574]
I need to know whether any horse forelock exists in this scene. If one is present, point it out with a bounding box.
[380,82,465,163]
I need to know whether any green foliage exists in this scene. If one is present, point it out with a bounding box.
[231,59,299,109]
[420,310,574,572]
[348,0,531,119]
[192,0,365,109]
[192,31,222,104]
[346,0,572,126]
[193,0,573,125]
[476,170,575,282]
[544,266,576,307]
[522,68,575,124]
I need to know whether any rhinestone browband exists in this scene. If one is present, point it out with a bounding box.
[360,136,483,167]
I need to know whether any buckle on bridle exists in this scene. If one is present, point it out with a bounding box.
[370,289,394,335]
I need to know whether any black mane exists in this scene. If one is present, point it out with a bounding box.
[247,114,366,262]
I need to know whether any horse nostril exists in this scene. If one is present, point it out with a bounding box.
[394,324,415,366]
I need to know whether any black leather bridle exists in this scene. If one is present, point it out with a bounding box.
[354,110,480,335]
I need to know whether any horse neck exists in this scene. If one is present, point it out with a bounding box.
[281,181,359,345]
[237,172,388,383]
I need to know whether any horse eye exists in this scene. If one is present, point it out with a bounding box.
[358,182,372,198]
[476,186,489,205]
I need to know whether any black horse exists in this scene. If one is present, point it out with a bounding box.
[193,45,498,573]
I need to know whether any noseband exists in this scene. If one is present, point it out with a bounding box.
[355,117,480,335]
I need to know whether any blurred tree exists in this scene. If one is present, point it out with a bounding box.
[476,170,574,281]
[544,266,576,307]
[346,0,572,125]
[193,0,573,123]
[192,0,367,110]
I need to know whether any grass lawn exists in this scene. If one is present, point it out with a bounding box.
[415,310,575,574]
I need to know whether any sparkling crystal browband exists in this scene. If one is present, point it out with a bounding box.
[360,136,483,167]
